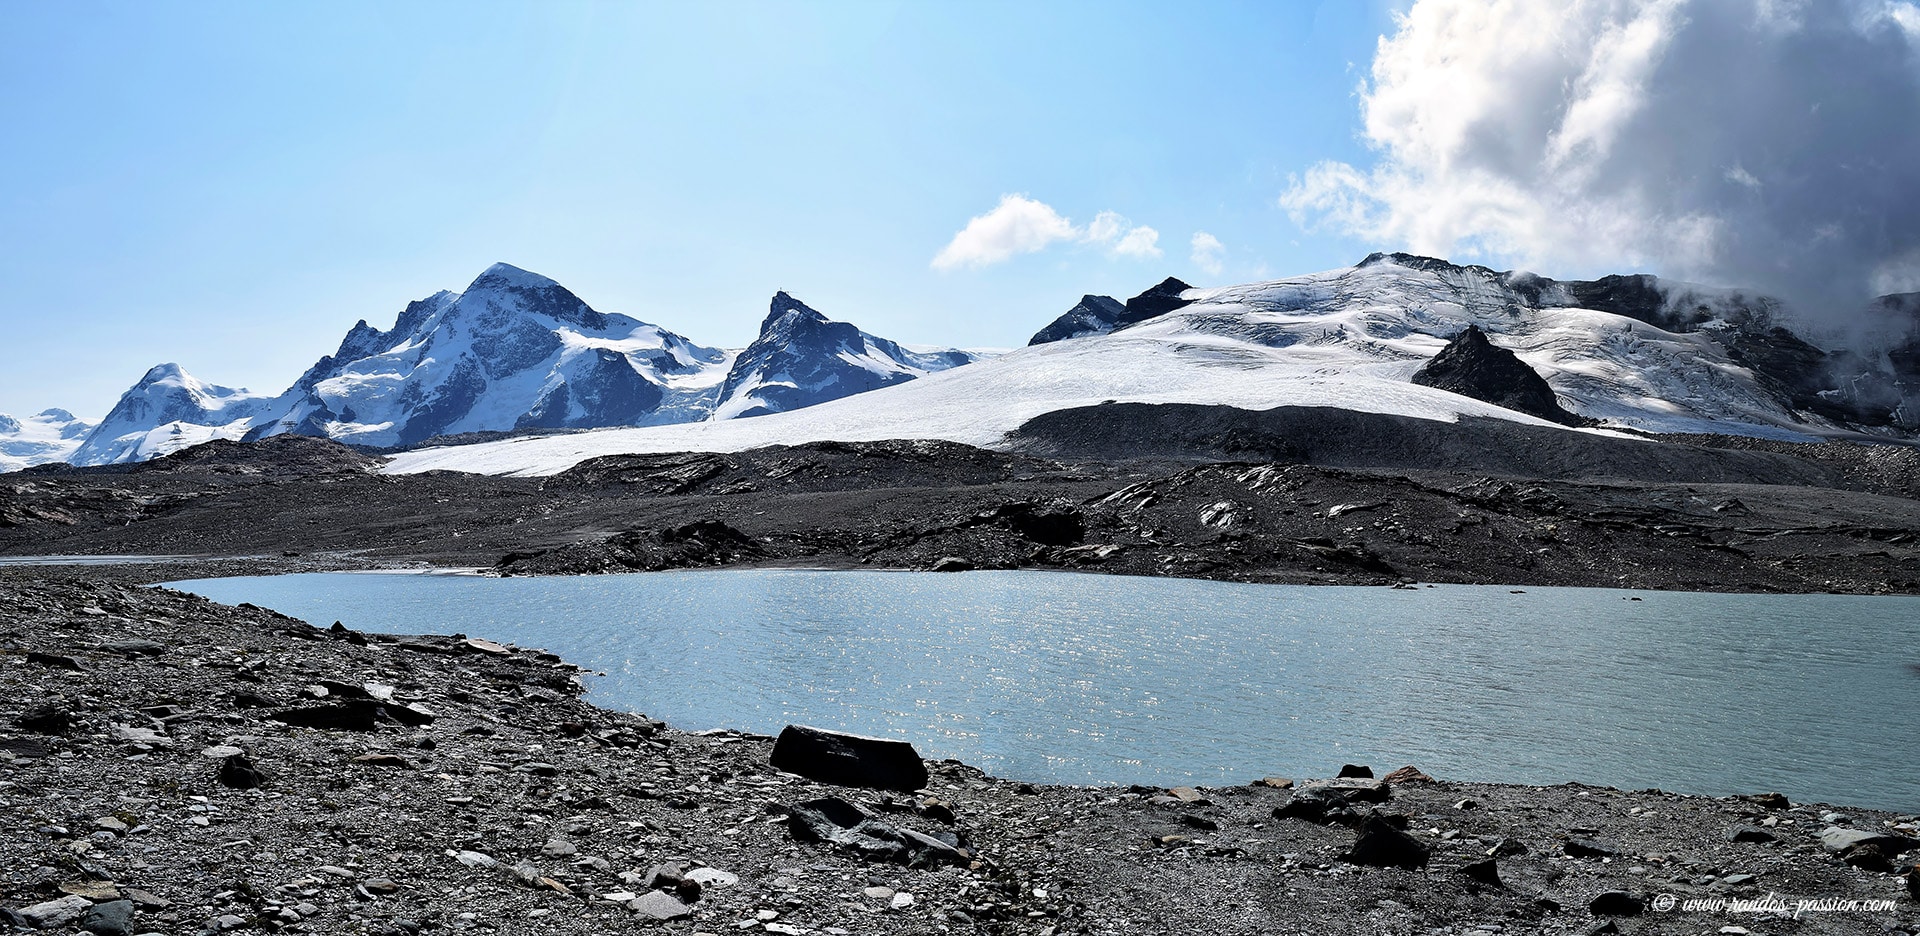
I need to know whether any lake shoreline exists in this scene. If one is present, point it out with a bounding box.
[4,571,1916,935]
[12,435,1920,599]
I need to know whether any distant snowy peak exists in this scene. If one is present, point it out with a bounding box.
[0,408,98,472]
[68,364,272,466]
[712,291,981,419]
[1028,278,1196,345]
[253,263,732,448]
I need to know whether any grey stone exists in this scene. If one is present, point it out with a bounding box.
[109,725,169,746]
[1564,838,1622,859]
[19,895,93,928]
[625,890,691,920]
[81,899,135,936]
[453,850,497,869]
[1274,777,1390,822]
[786,796,968,867]
[1820,826,1918,853]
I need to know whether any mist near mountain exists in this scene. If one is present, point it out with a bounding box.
[1284,0,1920,333]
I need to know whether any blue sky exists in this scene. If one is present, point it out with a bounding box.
[2,1,1399,417]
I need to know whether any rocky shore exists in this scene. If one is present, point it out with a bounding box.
[4,575,1918,936]
[12,429,1920,597]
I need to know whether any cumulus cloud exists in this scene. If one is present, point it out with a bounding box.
[1191,232,1226,275]
[931,195,1078,271]
[1281,0,1920,321]
[1110,226,1163,260]
[933,196,1163,270]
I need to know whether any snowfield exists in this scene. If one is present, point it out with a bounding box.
[384,258,1841,477]
[0,409,97,472]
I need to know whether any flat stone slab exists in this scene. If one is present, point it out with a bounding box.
[625,890,690,920]
[769,724,928,791]
[1820,826,1919,853]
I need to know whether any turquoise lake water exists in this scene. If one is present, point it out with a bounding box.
[164,569,1920,810]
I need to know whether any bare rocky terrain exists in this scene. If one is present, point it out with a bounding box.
[6,410,1920,933]
[8,409,1920,596]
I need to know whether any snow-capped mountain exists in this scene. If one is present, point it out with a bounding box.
[0,409,97,472]
[67,364,275,466]
[240,263,734,449]
[712,292,980,419]
[386,253,1920,477]
[51,263,981,467]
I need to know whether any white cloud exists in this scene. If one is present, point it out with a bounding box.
[1191,231,1226,275]
[1112,226,1162,261]
[1085,211,1127,244]
[931,195,1077,271]
[1281,0,1920,317]
[933,197,1166,270]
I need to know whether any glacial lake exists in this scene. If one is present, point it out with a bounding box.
[163,569,1920,810]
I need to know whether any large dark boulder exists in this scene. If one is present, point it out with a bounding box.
[1411,325,1591,427]
[769,725,929,791]
[1345,814,1429,869]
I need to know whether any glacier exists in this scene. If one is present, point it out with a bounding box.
[384,254,1919,477]
[0,409,99,472]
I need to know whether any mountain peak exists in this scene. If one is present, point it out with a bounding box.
[35,408,76,421]
[140,363,189,385]
[764,291,829,332]
[468,262,563,293]
[1115,277,1196,329]
[1029,294,1127,345]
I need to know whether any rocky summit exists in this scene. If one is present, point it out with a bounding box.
[1411,324,1591,427]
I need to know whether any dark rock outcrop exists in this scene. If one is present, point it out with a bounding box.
[1411,325,1591,427]
[1344,815,1429,869]
[1116,277,1195,329]
[769,724,929,791]
[784,796,967,866]
[1029,295,1128,345]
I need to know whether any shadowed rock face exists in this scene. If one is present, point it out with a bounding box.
[1410,325,1590,427]
[1116,277,1195,329]
[1029,295,1126,345]
[1028,278,1196,346]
